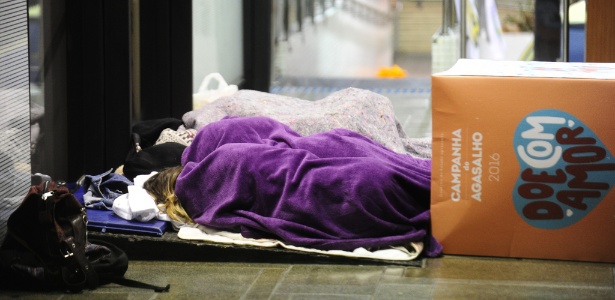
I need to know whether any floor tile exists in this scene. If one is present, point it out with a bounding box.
[407,256,614,288]
[432,282,615,300]
[272,294,372,300]
[245,267,291,299]
[118,261,274,298]
[272,264,384,296]
[374,282,435,300]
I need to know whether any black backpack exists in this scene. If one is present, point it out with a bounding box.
[0,181,169,293]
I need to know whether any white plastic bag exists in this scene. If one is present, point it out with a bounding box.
[192,73,238,110]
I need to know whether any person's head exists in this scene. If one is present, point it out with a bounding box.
[143,166,195,225]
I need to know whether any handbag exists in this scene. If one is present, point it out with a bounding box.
[0,181,170,293]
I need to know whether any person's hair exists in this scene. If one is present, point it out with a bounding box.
[142,166,195,225]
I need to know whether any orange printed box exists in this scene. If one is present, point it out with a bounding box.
[431,59,615,263]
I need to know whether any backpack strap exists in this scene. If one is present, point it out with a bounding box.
[108,277,170,293]
[45,188,95,291]
[65,213,99,290]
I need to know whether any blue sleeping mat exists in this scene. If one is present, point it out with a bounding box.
[70,182,168,236]
[86,209,167,236]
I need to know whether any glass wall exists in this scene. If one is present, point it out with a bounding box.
[267,0,586,138]
[192,0,243,108]
[272,0,396,79]
[1,0,31,237]
[270,0,586,80]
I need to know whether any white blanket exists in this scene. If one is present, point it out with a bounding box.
[178,225,423,262]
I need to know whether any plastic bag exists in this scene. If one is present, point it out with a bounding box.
[192,73,238,110]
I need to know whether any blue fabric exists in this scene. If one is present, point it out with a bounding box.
[176,116,442,257]
[83,169,133,210]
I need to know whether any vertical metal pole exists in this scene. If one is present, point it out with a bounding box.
[440,0,447,35]
[562,0,570,62]
[131,0,141,121]
[478,0,485,40]
[460,0,467,58]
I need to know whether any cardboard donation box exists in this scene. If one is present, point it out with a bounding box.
[431,59,615,263]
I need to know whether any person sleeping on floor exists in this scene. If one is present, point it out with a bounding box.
[136,115,442,258]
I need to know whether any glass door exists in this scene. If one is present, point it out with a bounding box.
[192,0,244,109]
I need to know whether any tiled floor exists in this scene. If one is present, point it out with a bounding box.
[2,256,613,299]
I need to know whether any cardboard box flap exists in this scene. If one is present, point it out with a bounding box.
[436,59,615,80]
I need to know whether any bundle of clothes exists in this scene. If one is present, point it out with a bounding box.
[81,88,440,261]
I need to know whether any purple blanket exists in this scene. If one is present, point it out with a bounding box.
[176,116,442,257]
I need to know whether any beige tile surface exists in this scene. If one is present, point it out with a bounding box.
[1,257,613,299]
[411,256,614,287]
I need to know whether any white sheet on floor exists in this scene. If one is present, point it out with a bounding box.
[178,225,423,261]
